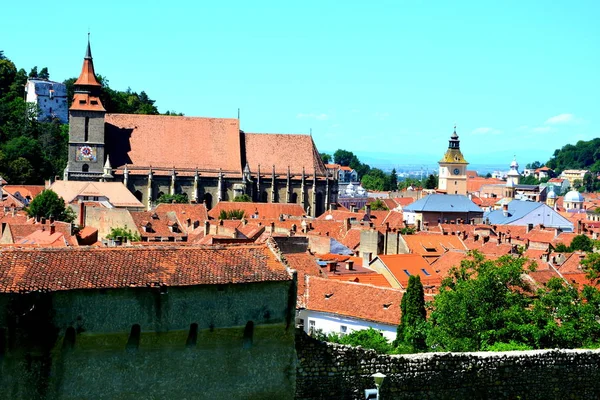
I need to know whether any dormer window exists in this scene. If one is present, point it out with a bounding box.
[151,213,159,220]
[169,223,179,233]
[142,222,153,233]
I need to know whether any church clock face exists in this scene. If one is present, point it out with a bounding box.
[453,168,460,175]
[76,145,97,162]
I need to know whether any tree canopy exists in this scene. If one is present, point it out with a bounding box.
[545,138,600,174]
[25,190,75,223]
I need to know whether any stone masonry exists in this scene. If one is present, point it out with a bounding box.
[296,331,600,399]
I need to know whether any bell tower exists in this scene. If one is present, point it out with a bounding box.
[437,126,468,195]
[65,35,106,181]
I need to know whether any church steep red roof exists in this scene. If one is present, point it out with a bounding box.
[105,114,241,171]
[244,133,326,176]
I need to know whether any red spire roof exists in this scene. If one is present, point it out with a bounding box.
[74,39,101,87]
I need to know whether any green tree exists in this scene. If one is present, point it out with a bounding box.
[395,275,427,351]
[553,243,570,253]
[156,193,188,204]
[389,168,398,190]
[361,168,389,191]
[25,190,75,222]
[320,153,332,164]
[570,234,593,252]
[106,226,141,242]
[369,199,388,211]
[233,194,252,202]
[333,149,358,167]
[485,172,492,178]
[424,174,437,189]
[338,328,393,354]
[28,66,38,78]
[38,67,49,80]
[427,252,534,352]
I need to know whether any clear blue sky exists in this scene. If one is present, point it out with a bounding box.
[2,0,598,168]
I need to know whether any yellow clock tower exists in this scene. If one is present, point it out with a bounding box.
[438,126,468,195]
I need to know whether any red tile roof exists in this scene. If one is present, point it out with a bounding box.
[430,251,469,278]
[155,203,208,224]
[3,185,45,201]
[402,233,467,257]
[284,252,324,308]
[0,245,291,293]
[208,202,306,220]
[105,114,241,171]
[328,273,392,288]
[375,254,442,288]
[244,133,326,176]
[304,276,403,325]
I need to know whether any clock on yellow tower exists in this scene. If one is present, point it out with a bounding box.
[438,126,468,195]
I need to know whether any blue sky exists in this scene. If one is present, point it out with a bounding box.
[1,0,598,169]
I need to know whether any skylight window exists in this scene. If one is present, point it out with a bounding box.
[421,269,431,276]
[403,270,411,277]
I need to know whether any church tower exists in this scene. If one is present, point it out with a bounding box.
[437,126,468,195]
[65,36,107,181]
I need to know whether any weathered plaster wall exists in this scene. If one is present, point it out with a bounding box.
[0,281,297,399]
[296,332,600,400]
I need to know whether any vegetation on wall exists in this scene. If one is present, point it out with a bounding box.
[156,193,188,204]
[233,194,252,202]
[218,209,245,220]
[106,226,141,242]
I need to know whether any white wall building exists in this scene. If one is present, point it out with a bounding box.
[25,79,68,123]
[297,309,398,342]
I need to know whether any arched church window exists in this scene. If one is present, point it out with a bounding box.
[82,164,89,172]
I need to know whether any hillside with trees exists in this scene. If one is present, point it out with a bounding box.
[0,50,181,184]
[545,138,600,174]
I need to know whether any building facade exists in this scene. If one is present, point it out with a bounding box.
[25,79,68,123]
[438,126,468,195]
[64,40,336,216]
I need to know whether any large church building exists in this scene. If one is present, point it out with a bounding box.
[64,40,336,216]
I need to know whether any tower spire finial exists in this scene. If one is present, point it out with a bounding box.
[85,31,92,60]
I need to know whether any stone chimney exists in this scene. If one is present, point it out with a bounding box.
[527,223,533,233]
[502,203,509,217]
[50,224,55,235]
[365,204,371,218]
[204,220,210,236]
[328,261,337,273]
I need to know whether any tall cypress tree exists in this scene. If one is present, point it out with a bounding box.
[395,275,427,351]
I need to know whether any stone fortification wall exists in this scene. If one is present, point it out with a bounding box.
[296,332,600,399]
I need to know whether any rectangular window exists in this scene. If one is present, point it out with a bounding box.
[84,117,89,142]
[403,269,411,276]
[340,325,347,335]
[421,268,431,276]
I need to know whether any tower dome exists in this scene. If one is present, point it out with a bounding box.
[547,188,557,199]
[564,189,584,203]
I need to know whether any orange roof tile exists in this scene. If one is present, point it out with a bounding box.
[375,254,442,288]
[402,233,467,257]
[155,203,208,224]
[244,133,326,176]
[284,252,324,308]
[430,251,469,278]
[0,245,291,293]
[208,202,306,220]
[3,185,45,201]
[105,114,241,171]
[328,273,392,288]
[304,276,403,325]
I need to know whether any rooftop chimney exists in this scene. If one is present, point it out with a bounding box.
[79,202,85,227]
[50,224,55,235]
[502,204,509,217]
[365,204,371,218]
[346,260,354,270]
[328,261,337,272]
[527,223,533,233]
[204,220,210,236]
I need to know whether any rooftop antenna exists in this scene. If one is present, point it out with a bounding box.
[237,108,240,120]
[310,128,312,137]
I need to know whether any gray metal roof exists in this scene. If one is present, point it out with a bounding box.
[485,200,573,230]
[403,194,483,213]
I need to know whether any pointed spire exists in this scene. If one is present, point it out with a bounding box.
[74,35,101,87]
[103,154,112,169]
[85,32,92,60]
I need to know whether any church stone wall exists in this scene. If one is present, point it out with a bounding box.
[0,281,297,399]
[296,332,600,400]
